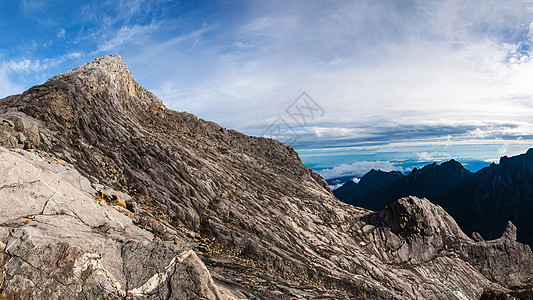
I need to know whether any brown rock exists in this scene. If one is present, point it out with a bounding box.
[0,55,532,298]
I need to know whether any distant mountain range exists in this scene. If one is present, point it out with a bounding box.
[334,149,533,246]
[2,55,532,298]
[332,169,404,201]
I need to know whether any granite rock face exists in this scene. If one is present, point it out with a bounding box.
[0,147,232,299]
[1,55,532,299]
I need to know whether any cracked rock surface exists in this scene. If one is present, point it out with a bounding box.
[1,55,533,299]
[0,147,233,299]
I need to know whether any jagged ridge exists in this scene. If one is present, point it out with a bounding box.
[0,55,532,299]
[336,152,533,247]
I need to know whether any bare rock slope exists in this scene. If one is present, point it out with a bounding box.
[1,55,532,299]
[0,147,232,299]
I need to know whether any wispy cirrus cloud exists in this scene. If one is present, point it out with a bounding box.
[0,68,23,97]
[97,23,159,52]
[3,0,533,170]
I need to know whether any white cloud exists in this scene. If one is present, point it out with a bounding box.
[3,58,53,73]
[0,59,51,97]
[98,23,158,52]
[310,127,355,138]
[117,1,533,149]
[66,52,82,59]
[328,176,360,190]
[0,69,24,97]
[0,52,93,96]
[468,128,496,139]
[317,161,402,180]
[329,183,344,191]
[57,28,66,39]
[21,0,46,13]
[498,143,509,154]
[416,152,452,162]
[1,54,77,75]
[4,0,533,168]
[484,158,499,164]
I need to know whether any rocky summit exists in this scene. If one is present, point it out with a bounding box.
[0,55,532,299]
[335,152,533,248]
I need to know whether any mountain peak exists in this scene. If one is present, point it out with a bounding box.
[2,56,533,299]
[71,54,128,73]
[38,55,163,111]
[54,54,132,82]
[502,221,517,241]
[441,159,468,171]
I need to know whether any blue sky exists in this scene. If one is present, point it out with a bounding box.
[2,0,533,179]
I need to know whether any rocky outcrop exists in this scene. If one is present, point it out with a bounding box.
[337,152,533,248]
[1,55,532,298]
[362,196,471,263]
[0,147,232,299]
[467,221,533,288]
[363,197,533,287]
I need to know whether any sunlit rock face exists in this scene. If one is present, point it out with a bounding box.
[0,55,532,299]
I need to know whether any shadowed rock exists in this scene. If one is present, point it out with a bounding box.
[0,147,232,299]
[1,55,532,298]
